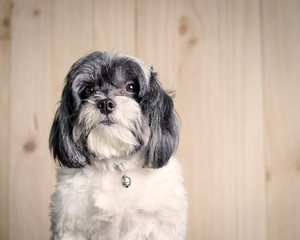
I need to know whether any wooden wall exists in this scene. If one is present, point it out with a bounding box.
[0,0,299,239]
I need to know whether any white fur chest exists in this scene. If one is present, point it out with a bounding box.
[51,158,187,240]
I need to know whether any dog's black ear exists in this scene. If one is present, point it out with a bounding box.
[49,52,104,168]
[49,86,87,168]
[141,72,179,168]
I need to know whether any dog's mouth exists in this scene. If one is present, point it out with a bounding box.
[99,117,115,126]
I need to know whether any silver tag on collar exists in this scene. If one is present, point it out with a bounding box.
[121,174,131,188]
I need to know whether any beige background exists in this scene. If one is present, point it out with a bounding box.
[1,0,300,239]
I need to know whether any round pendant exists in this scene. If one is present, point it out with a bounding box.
[121,174,131,188]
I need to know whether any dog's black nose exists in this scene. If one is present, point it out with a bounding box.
[98,98,116,115]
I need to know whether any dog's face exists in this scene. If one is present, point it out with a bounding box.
[49,52,178,169]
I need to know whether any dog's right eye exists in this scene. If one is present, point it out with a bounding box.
[84,87,94,96]
[126,83,139,94]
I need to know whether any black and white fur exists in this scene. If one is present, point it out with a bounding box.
[49,52,187,240]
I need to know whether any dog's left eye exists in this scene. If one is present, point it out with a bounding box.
[84,87,95,96]
[126,83,139,93]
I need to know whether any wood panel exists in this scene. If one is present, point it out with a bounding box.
[262,0,300,239]
[9,0,53,239]
[0,1,11,239]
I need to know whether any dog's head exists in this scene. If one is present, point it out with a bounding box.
[49,52,179,169]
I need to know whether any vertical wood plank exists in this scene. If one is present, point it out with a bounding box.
[262,1,300,240]
[0,38,10,240]
[214,1,267,239]
[0,1,11,239]
[9,0,53,239]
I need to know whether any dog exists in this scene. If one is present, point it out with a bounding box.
[49,52,187,240]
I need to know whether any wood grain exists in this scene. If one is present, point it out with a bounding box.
[136,0,180,90]
[0,1,11,237]
[0,39,10,240]
[9,0,53,239]
[262,0,300,239]
[0,0,11,39]
[93,0,136,55]
[175,0,267,239]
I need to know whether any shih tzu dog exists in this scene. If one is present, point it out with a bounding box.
[49,52,187,240]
